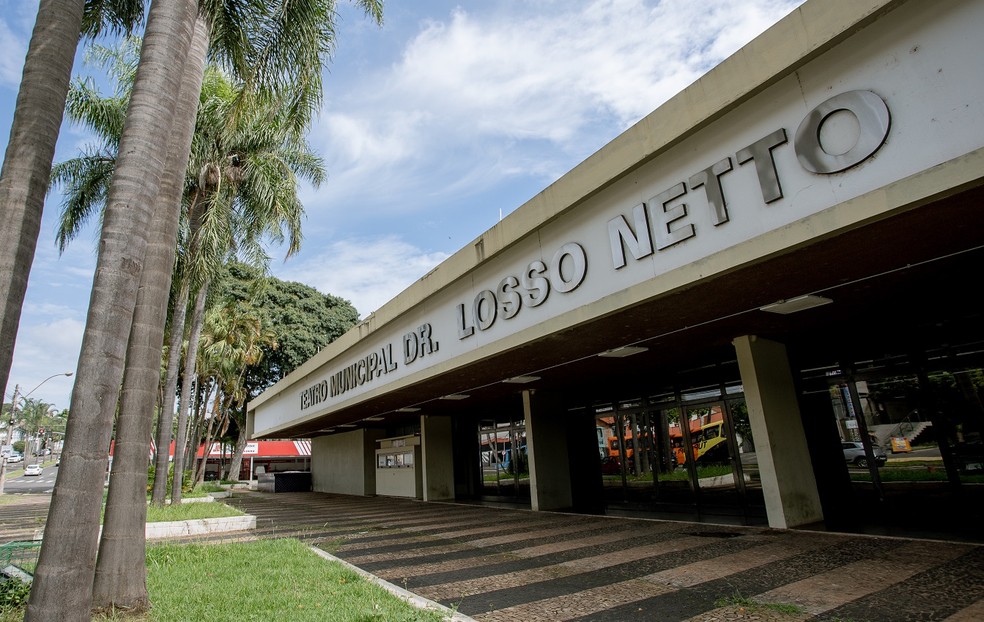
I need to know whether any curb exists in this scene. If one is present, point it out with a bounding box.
[144,515,256,540]
[308,545,477,622]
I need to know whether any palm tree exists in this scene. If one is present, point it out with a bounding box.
[168,77,330,503]
[0,0,142,438]
[192,299,275,485]
[43,0,381,612]
[48,31,328,613]
[25,0,201,619]
[161,0,384,505]
[12,398,56,465]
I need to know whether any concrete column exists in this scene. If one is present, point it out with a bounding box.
[733,335,823,529]
[311,428,383,495]
[421,415,455,501]
[523,390,573,511]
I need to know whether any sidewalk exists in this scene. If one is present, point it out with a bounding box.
[4,491,982,621]
[223,492,984,622]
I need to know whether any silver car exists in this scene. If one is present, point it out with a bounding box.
[842,441,887,468]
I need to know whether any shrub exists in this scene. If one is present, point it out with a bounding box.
[0,578,31,611]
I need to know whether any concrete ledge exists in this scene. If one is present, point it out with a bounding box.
[179,496,215,504]
[145,515,256,540]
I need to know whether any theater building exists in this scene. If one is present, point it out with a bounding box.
[247,0,984,541]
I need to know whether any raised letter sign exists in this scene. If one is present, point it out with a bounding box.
[795,90,890,174]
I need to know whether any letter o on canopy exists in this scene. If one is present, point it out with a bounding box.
[794,90,890,174]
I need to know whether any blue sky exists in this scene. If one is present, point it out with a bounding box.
[0,0,804,410]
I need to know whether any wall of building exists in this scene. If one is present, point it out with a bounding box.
[249,0,984,442]
[311,429,382,495]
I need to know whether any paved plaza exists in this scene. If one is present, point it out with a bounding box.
[224,492,984,622]
[2,491,982,621]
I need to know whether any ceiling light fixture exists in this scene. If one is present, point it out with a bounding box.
[598,346,649,358]
[395,407,421,413]
[364,416,384,422]
[440,394,470,400]
[759,294,833,314]
[503,375,540,384]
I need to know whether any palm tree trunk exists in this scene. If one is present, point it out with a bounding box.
[170,280,209,504]
[151,276,188,503]
[227,423,249,482]
[25,1,198,620]
[195,406,218,487]
[91,15,212,610]
[187,380,211,477]
[151,190,207,504]
[0,0,84,410]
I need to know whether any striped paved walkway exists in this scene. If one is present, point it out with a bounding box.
[4,491,981,620]
[222,491,984,622]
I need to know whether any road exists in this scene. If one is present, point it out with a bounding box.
[2,464,58,494]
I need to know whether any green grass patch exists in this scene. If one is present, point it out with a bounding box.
[602,464,734,484]
[144,502,243,523]
[851,467,984,483]
[2,539,451,621]
[715,592,804,616]
[142,539,449,621]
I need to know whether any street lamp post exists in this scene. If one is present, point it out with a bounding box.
[1,371,73,494]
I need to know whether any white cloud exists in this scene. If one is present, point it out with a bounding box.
[275,236,451,318]
[8,313,84,411]
[0,1,38,87]
[309,0,804,217]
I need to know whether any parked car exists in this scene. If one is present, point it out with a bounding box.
[24,464,43,476]
[842,441,887,468]
[6,453,23,464]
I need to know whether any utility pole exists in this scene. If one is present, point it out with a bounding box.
[0,384,19,494]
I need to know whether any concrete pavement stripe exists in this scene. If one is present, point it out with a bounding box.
[466,521,613,548]
[469,579,675,622]
[816,545,984,622]
[942,598,984,621]
[400,536,716,601]
[559,537,886,622]
[509,529,665,559]
[337,526,648,564]
[362,533,707,578]
[641,535,836,588]
[446,537,768,619]
[753,539,973,615]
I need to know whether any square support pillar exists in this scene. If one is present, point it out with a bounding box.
[421,415,455,501]
[523,390,573,511]
[733,335,823,529]
[312,428,383,496]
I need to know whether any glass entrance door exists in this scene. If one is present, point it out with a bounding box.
[478,416,529,501]
[597,386,765,524]
[674,399,762,519]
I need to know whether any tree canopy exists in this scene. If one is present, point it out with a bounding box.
[214,261,359,399]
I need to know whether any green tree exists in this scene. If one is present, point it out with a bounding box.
[210,262,358,479]
[193,298,276,485]
[160,0,382,509]
[217,262,359,383]
[11,398,58,464]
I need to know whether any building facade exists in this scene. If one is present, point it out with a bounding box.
[248,0,984,541]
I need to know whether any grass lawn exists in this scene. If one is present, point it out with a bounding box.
[98,500,244,524]
[144,502,243,523]
[140,539,449,621]
[2,539,451,622]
